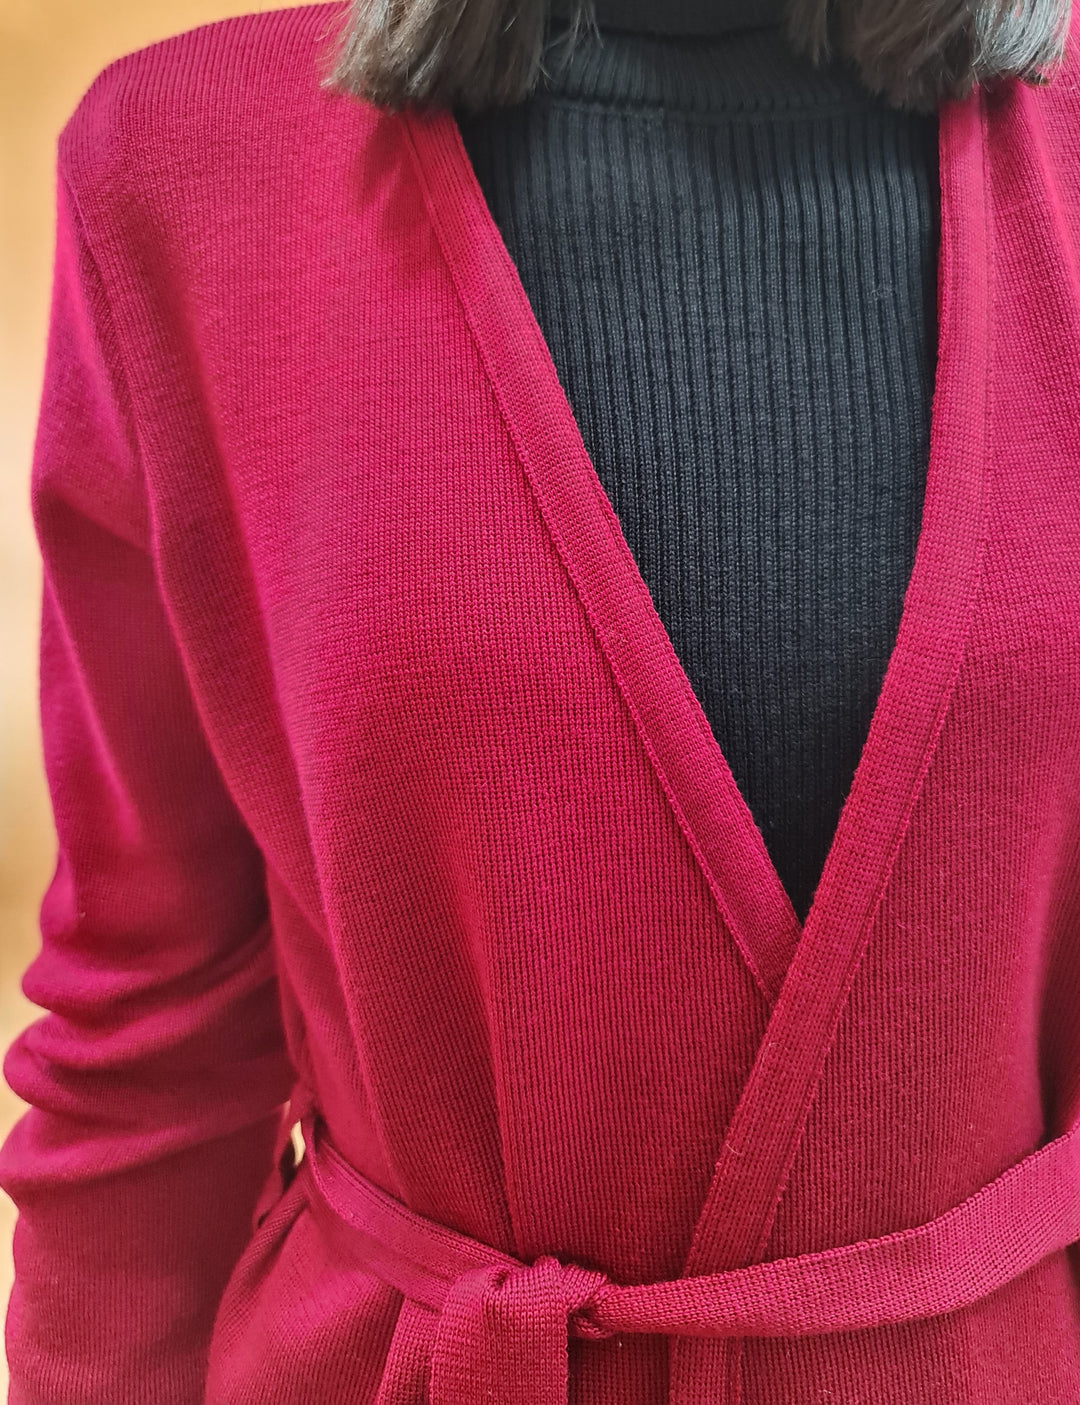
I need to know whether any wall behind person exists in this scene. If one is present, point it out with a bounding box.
[0,2,318,1389]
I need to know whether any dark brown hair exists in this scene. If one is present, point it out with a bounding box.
[314,0,1072,117]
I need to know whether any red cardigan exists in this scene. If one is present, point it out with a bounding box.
[3,3,1080,1401]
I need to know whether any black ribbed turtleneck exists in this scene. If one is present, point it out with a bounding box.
[547,0,787,35]
[453,0,941,927]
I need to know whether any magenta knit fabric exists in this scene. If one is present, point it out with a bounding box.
[1,3,1080,1401]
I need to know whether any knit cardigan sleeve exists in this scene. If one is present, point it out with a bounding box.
[0,151,295,1403]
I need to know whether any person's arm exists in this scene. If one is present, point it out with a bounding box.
[0,152,296,1405]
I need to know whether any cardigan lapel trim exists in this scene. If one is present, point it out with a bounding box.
[399,93,987,1021]
[668,81,991,1401]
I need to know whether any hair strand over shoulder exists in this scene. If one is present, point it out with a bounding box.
[314,0,1073,116]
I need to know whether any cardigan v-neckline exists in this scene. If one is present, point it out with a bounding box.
[400,92,989,1010]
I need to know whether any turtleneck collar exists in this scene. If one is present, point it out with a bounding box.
[546,0,788,38]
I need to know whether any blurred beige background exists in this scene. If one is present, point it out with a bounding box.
[0,2,320,1389]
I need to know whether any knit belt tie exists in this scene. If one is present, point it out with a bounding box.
[288,1101,1080,1405]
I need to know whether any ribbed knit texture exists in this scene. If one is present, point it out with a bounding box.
[455,7,941,925]
[0,2,1078,1403]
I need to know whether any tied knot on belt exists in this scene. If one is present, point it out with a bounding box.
[430,1253,620,1401]
[444,1253,618,1341]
